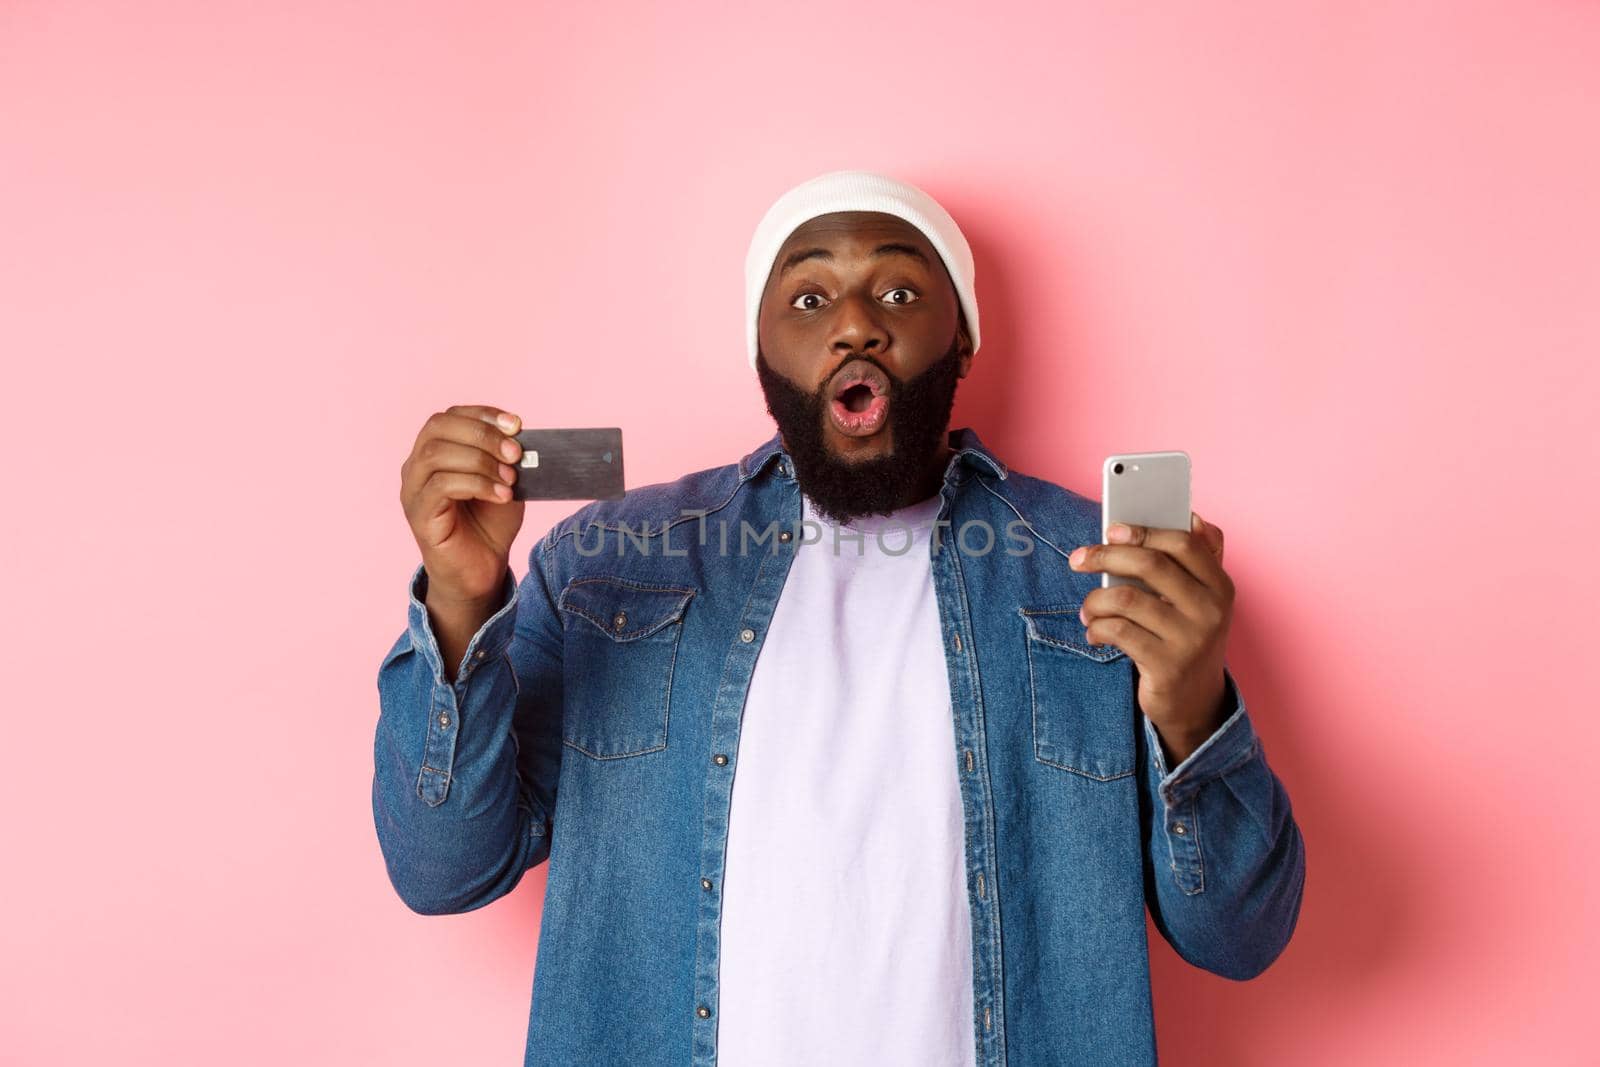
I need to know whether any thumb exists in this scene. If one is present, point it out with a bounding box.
[1192,510,1224,564]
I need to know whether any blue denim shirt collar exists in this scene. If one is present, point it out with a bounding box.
[736,425,1009,486]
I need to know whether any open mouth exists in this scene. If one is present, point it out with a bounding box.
[837,383,877,412]
[827,363,891,437]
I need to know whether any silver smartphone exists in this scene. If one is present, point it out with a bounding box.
[1101,451,1191,595]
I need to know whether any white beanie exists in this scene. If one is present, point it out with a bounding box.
[743,169,981,371]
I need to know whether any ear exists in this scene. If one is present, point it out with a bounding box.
[955,317,975,379]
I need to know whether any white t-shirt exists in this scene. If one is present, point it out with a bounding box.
[716,488,977,1066]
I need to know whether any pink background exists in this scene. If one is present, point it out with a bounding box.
[3,2,1596,1063]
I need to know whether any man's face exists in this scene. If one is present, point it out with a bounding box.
[754,211,974,524]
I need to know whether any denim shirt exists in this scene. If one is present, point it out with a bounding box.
[372,426,1306,1067]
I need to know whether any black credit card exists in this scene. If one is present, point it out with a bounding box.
[510,427,625,501]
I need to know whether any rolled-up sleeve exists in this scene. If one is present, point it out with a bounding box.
[1138,664,1306,980]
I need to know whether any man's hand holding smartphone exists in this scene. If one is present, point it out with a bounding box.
[1068,452,1235,765]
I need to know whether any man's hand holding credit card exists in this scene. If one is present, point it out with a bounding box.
[397,406,625,680]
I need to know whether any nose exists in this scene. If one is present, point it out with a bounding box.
[828,291,888,358]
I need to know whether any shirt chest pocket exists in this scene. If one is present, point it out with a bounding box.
[1021,606,1137,781]
[557,576,696,760]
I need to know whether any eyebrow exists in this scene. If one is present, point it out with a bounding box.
[778,242,931,278]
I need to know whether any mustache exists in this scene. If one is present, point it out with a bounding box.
[808,353,928,402]
[816,357,891,402]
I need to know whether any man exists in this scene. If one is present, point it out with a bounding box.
[375,169,1305,1066]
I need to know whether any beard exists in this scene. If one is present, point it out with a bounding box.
[754,333,964,526]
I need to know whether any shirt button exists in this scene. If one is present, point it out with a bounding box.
[713,753,729,766]
[474,649,486,659]
[779,530,792,542]
[739,627,755,643]
[1172,823,1187,835]
[696,1005,711,1019]
[701,878,713,890]
[613,611,627,631]
[438,714,450,727]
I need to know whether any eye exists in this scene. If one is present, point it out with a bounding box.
[789,287,920,311]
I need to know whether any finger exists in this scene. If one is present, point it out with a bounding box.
[413,438,518,488]
[1082,607,1164,662]
[1071,539,1210,617]
[1082,582,1186,646]
[1095,521,1229,602]
[445,404,522,435]
[1193,510,1224,564]
[405,410,523,494]
[429,407,523,456]
[419,468,515,511]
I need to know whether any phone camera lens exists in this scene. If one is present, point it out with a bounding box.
[1112,463,1124,475]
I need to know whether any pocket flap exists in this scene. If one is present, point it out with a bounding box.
[558,576,695,641]
[1021,605,1128,662]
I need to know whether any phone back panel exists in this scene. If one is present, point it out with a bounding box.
[1101,451,1191,592]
